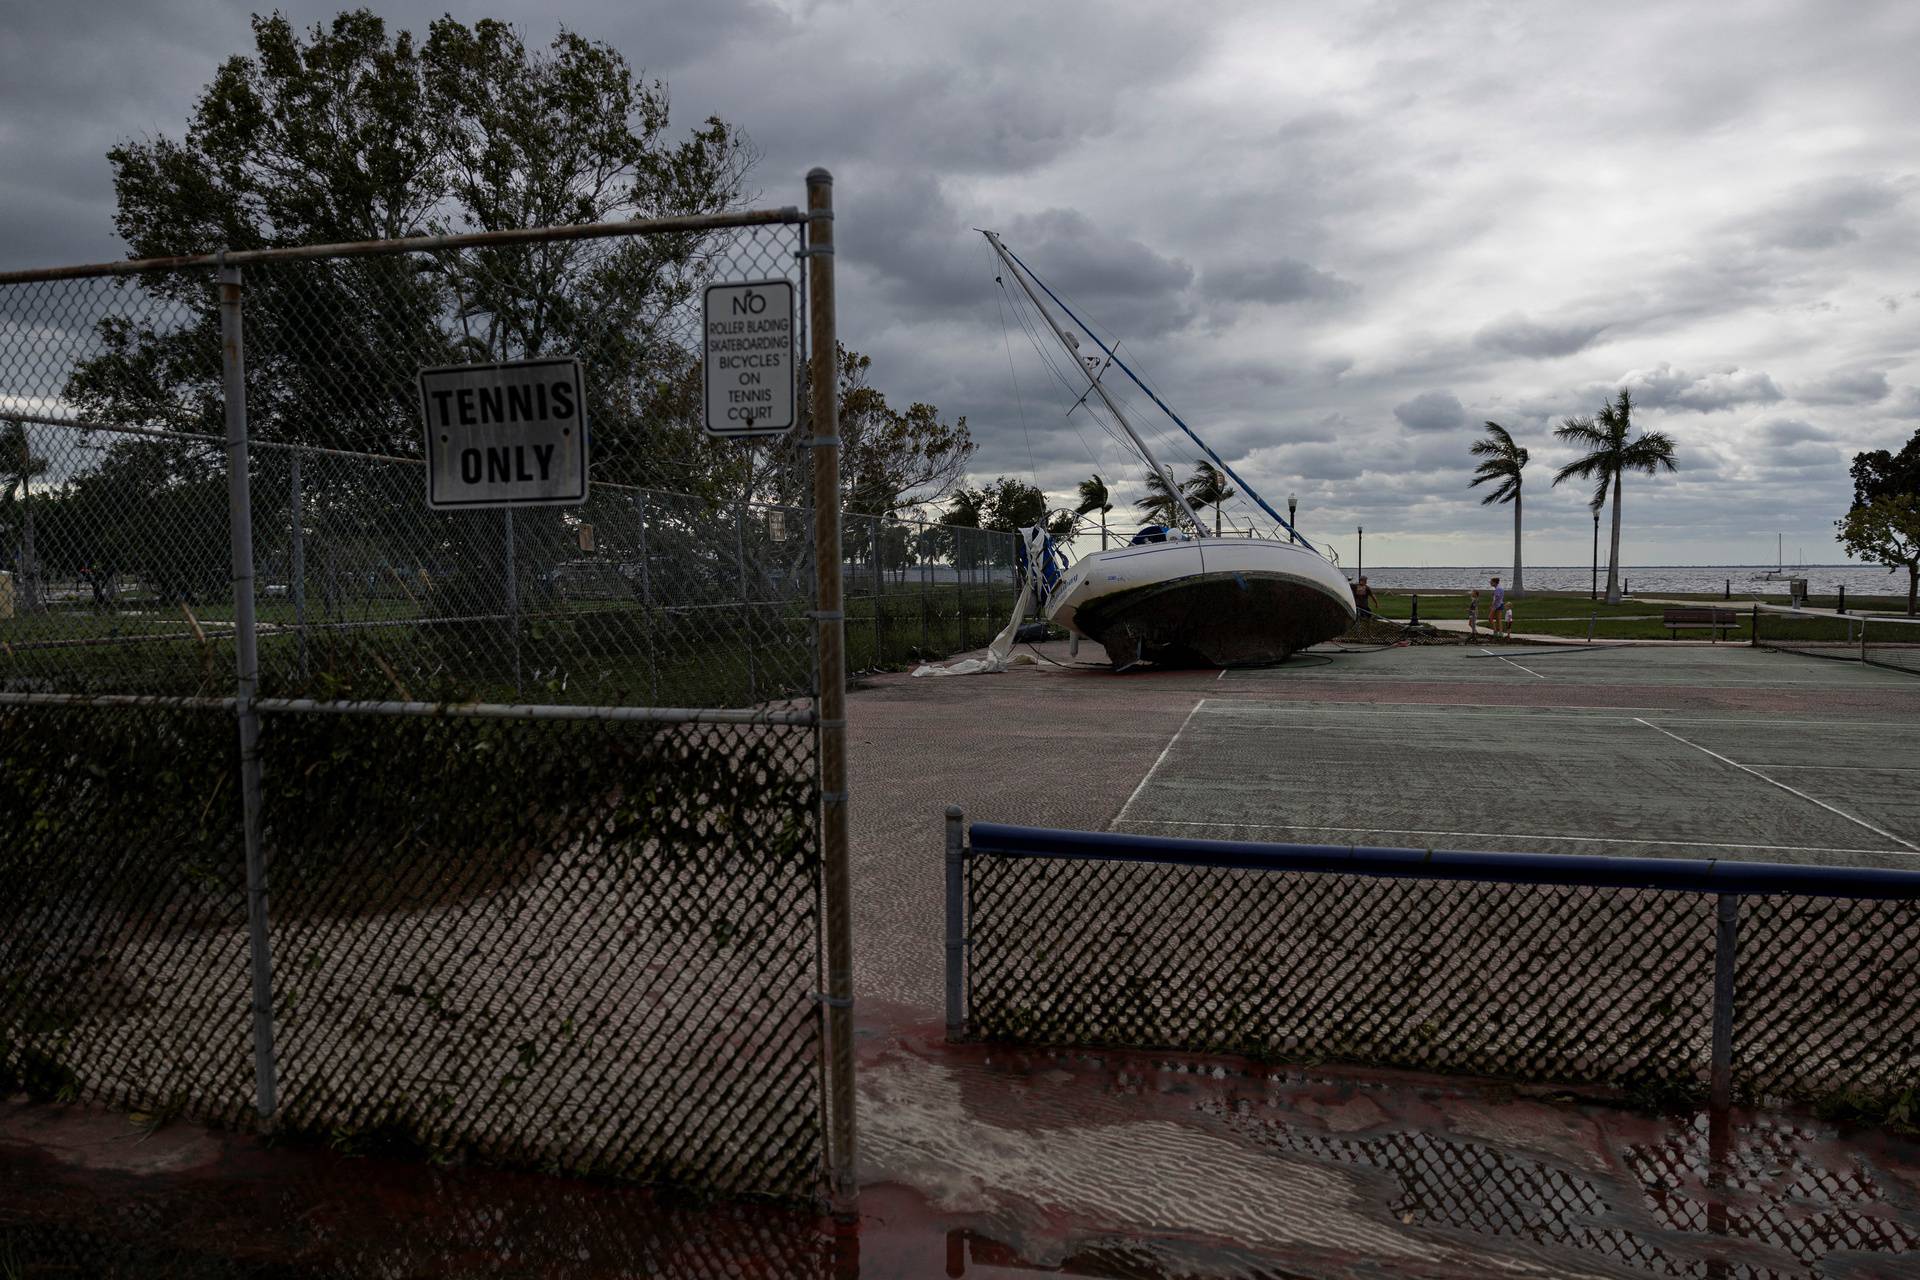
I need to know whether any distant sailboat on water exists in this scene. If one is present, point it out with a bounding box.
[1751,534,1807,582]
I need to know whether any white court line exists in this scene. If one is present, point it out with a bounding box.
[1195,703,1920,730]
[1121,818,1905,859]
[1480,646,1546,679]
[1760,763,1920,773]
[1111,697,1208,829]
[1634,717,1920,852]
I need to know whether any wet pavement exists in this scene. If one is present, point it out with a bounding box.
[9,1008,1920,1277]
[9,643,1920,1276]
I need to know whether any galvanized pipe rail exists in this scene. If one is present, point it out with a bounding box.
[946,816,1920,1111]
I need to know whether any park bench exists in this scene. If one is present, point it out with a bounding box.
[1663,606,1738,641]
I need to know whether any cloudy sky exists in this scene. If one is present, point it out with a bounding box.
[5,0,1917,566]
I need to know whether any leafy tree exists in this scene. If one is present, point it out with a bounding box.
[1469,421,1528,595]
[1850,427,1920,507]
[0,421,48,612]
[1074,473,1113,550]
[1182,461,1236,537]
[946,476,1071,538]
[1836,494,1920,616]
[84,8,753,514]
[1552,389,1677,604]
[772,344,974,514]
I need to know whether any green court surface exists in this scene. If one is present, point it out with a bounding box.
[1117,646,1920,870]
[1224,641,1920,689]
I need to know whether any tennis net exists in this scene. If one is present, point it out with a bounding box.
[1752,603,1920,675]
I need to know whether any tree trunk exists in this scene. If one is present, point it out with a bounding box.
[1909,563,1917,617]
[1511,486,1524,595]
[1605,471,1624,605]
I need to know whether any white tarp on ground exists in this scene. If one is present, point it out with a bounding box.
[913,580,1034,677]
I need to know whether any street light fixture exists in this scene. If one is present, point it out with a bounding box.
[1591,505,1600,601]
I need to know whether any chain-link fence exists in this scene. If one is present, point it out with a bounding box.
[946,818,1920,1113]
[0,187,855,1204]
[838,512,1018,673]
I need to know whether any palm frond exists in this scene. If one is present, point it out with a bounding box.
[1477,477,1519,506]
[1553,415,1608,449]
[1620,431,1679,474]
[1552,455,1604,486]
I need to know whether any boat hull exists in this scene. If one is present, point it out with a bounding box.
[1046,539,1356,668]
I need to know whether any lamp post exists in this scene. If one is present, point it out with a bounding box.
[1287,493,1297,544]
[1590,505,1600,601]
[1357,525,1364,580]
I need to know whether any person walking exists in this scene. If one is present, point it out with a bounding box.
[1489,576,1507,639]
[1352,575,1379,617]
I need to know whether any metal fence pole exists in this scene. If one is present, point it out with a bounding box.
[220,260,278,1124]
[738,498,757,700]
[504,509,521,698]
[871,515,882,666]
[289,450,308,679]
[920,536,930,656]
[806,168,857,1218]
[945,806,965,1040]
[636,491,658,703]
[1710,893,1740,1111]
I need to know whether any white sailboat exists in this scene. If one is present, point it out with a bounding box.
[1751,534,1806,582]
[983,231,1355,669]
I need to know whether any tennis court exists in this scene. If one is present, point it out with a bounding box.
[1115,645,1920,869]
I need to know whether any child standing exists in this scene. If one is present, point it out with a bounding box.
[1468,588,1481,638]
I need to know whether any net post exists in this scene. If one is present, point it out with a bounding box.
[220,259,279,1125]
[1749,602,1758,648]
[1710,893,1740,1112]
[806,167,858,1220]
[945,805,966,1041]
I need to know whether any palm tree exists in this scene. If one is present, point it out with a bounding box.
[1468,421,1528,594]
[1182,461,1236,536]
[0,419,47,614]
[1134,467,1188,532]
[1552,389,1677,604]
[1074,473,1113,550]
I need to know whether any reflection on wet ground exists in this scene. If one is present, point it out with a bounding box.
[6,1025,1920,1279]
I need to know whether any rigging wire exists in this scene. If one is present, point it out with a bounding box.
[991,263,1040,485]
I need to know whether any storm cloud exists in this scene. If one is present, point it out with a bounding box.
[3,0,1918,564]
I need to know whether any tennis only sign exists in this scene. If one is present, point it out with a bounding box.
[419,357,589,509]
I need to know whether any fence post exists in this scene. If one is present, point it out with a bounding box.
[1710,893,1740,1111]
[1749,602,1758,648]
[871,515,883,666]
[504,510,521,699]
[220,259,278,1125]
[945,805,965,1041]
[737,499,756,700]
[289,451,308,679]
[920,536,930,656]
[636,491,658,703]
[806,168,858,1219]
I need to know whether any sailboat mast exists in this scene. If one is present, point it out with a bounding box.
[982,231,1209,536]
